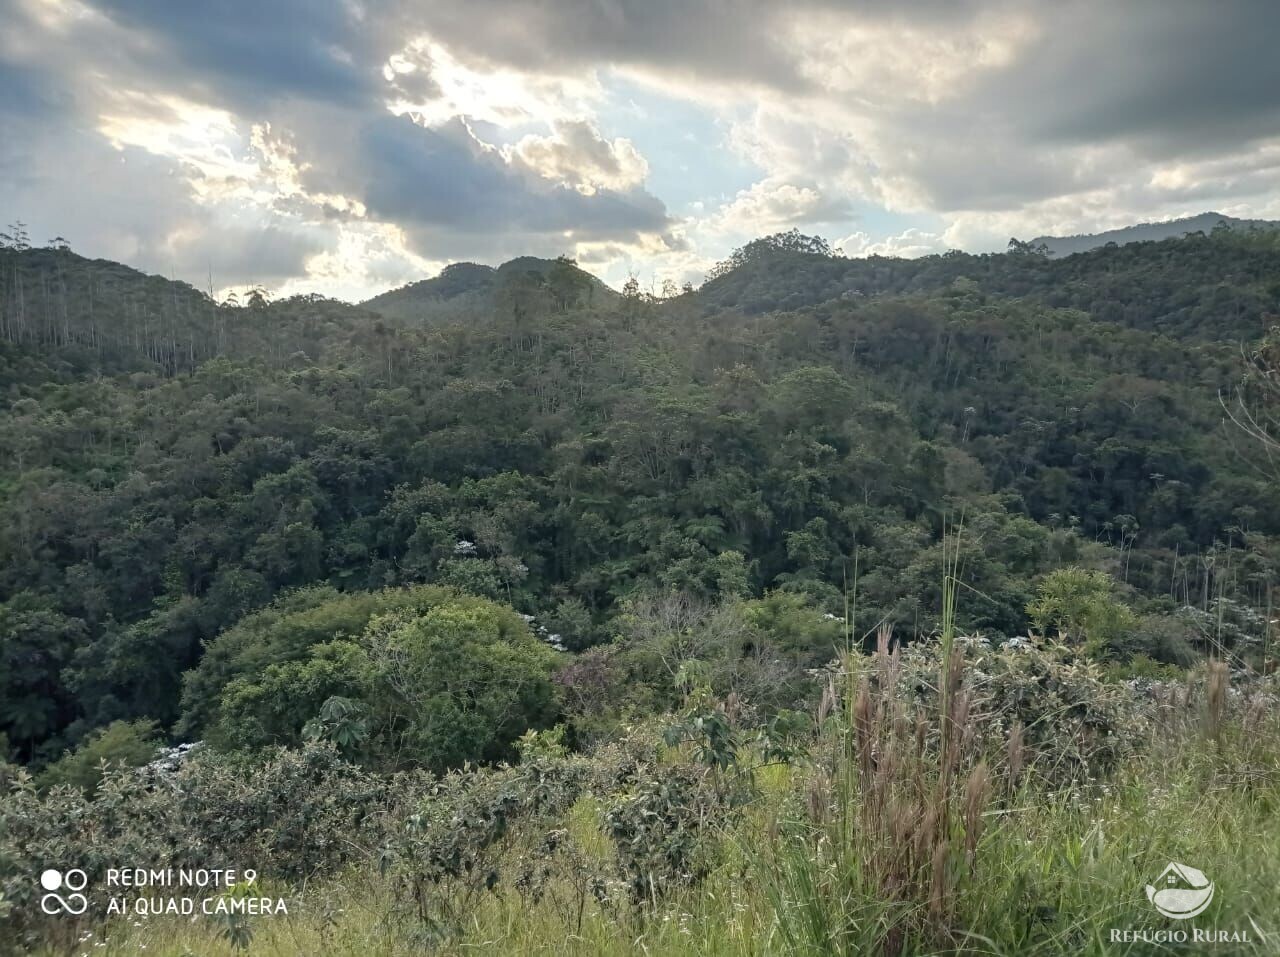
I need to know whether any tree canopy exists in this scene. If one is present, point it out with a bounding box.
[2,227,1278,768]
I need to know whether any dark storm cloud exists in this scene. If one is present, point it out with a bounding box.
[359,115,668,237]
[971,1,1280,155]
[85,0,381,108]
[6,0,1280,290]
[400,0,995,91]
[0,61,71,120]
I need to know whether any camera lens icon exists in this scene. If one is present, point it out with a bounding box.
[39,868,88,915]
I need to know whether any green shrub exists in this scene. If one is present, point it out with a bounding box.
[975,640,1146,780]
[193,587,561,772]
[35,719,161,793]
[212,641,365,751]
[858,636,1147,783]
[358,602,560,771]
[384,758,591,937]
[1027,566,1137,656]
[604,766,728,904]
[178,585,434,738]
[1,742,423,949]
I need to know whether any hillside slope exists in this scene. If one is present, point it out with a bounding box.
[1029,211,1280,257]
[0,246,393,375]
[362,255,617,322]
[1,230,1278,769]
[696,228,1280,341]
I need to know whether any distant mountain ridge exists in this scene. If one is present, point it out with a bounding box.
[5,219,1278,381]
[1029,212,1280,257]
[362,256,617,321]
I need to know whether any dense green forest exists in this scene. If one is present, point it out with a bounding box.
[3,226,1280,954]
[2,227,1279,768]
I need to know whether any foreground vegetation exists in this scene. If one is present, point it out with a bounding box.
[4,226,1280,952]
[4,634,1279,955]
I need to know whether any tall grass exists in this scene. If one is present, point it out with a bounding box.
[39,549,1280,956]
[59,669,1280,957]
[767,635,999,951]
[757,542,1280,956]
[764,668,1280,956]
[761,526,991,954]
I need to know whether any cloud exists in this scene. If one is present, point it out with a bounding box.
[387,0,813,94]
[84,0,380,109]
[357,115,668,239]
[838,228,950,259]
[0,118,325,288]
[510,120,648,193]
[1,0,679,297]
[168,224,329,289]
[979,2,1280,153]
[6,0,1280,293]
[708,179,851,236]
[0,60,68,123]
[384,38,604,129]
[382,0,1280,260]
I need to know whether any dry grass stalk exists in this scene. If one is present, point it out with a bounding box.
[1006,720,1025,790]
[822,632,1001,953]
[1205,660,1229,742]
[816,679,837,726]
[962,762,990,866]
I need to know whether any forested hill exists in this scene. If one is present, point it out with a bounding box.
[697,227,1280,341]
[0,244,392,376]
[362,255,617,322]
[0,248,614,376]
[1,227,1279,769]
[1029,212,1280,258]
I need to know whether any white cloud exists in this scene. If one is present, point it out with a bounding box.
[509,120,648,193]
[788,5,1037,107]
[9,0,1280,297]
[838,228,950,259]
[596,2,1280,261]
[275,220,439,303]
[384,37,604,130]
[706,178,846,235]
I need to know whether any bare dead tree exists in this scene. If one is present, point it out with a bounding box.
[1220,328,1280,483]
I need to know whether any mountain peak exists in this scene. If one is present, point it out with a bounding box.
[361,256,614,321]
[1029,212,1279,257]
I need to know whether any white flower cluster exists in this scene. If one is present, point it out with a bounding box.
[144,741,202,773]
[520,612,566,652]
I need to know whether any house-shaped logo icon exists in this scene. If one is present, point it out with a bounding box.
[1145,862,1215,919]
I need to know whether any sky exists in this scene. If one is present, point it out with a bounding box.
[3,0,1280,302]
